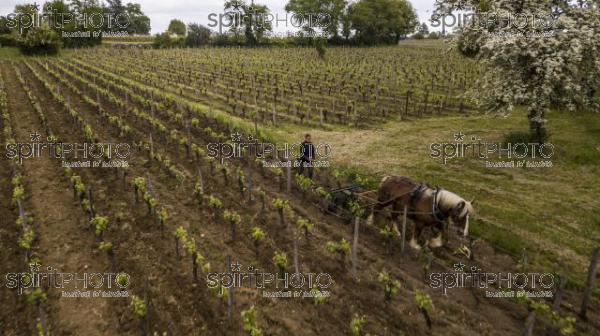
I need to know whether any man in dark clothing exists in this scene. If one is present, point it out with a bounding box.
[298,133,315,179]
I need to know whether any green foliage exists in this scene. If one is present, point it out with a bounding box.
[18,24,62,56]
[326,238,350,256]
[272,251,288,270]
[208,195,223,209]
[130,295,147,317]
[314,37,327,59]
[251,227,266,241]
[285,0,346,38]
[84,124,94,142]
[153,32,183,49]
[348,200,365,217]
[314,186,331,200]
[132,177,147,191]
[348,0,418,44]
[185,23,211,47]
[157,208,169,225]
[18,227,35,249]
[12,185,24,205]
[174,226,187,240]
[224,0,272,45]
[350,314,365,336]
[415,290,433,313]
[378,270,401,300]
[25,288,46,305]
[183,236,197,255]
[297,218,313,233]
[241,305,263,336]
[167,19,186,36]
[310,288,327,305]
[223,209,242,225]
[272,198,290,211]
[199,255,211,274]
[90,216,109,236]
[98,241,113,252]
[379,226,395,239]
[295,173,313,192]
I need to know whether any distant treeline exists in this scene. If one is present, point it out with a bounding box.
[153,0,422,49]
[0,0,150,54]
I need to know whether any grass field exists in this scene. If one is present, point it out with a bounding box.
[274,108,600,287]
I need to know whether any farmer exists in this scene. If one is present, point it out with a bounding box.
[297,133,315,179]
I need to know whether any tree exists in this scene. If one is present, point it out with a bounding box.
[435,0,600,142]
[224,0,272,45]
[167,19,186,36]
[44,0,102,48]
[124,3,151,35]
[285,0,347,38]
[12,4,38,37]
[104,1,150,34]
[185,23,211,47]
[348,0,418,44]
[0,16,12,34]
[419,22,429,34]
[19,24,62,55]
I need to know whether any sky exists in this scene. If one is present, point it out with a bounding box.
[0,0,438,34]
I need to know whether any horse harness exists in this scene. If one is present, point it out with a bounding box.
[409,185,447,224]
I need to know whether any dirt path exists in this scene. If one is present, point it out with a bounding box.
[2,62,121,336]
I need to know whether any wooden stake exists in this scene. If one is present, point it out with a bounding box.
[352,216,360,278]
[580,247,600,320]
[293,229,299,274]
[401,205,407,253]
[227,255,234,322]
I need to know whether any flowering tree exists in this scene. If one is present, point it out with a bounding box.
[435,0,600,142]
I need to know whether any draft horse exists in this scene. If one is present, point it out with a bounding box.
[366,176,474,249]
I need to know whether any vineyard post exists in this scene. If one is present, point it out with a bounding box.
[523,309,536,336]
[318,103,323,125]
[143,278,151,336]
[404,91,410,118]
[552,273,566,310]
[580,246,600,320]
[227,255,234,322]
[96,89,100,113]
[401,205,407,254]
[87,187,94,217]
[36,299,48,336]
[468,236,476,261]
[293,228,299,274]
[247,163,252,202]
[352,216,360,278]
[197,167,204,194]
[17,200,27,231]
[286,155,292,193]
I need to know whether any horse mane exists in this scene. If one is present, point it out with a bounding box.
[437,190,474,217]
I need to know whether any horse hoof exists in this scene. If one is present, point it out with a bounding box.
[428,236,443,248]
[409,239,421,250]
